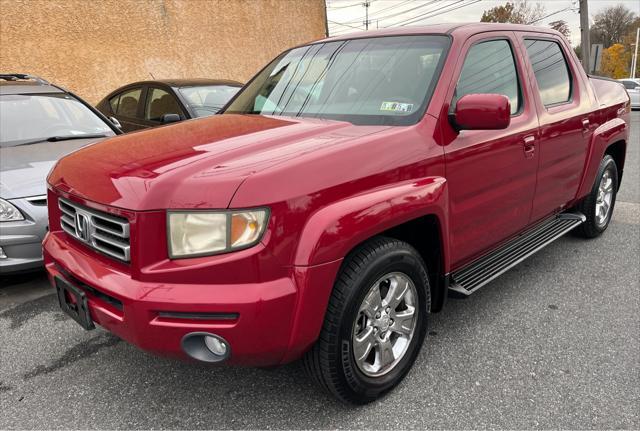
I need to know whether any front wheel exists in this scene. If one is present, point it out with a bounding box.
[576,155,618,238]
[303,237,430,404]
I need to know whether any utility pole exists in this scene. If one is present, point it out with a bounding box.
[631,27,639,79]
[363,1,370,30]
[579,0,590,73]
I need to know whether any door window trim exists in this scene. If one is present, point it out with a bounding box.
[450,36,525,118]
[522,36,574,110]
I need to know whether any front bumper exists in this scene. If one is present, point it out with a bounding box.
[43,230,300,366]
[0,197,48,274]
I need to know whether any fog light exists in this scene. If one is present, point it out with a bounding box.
[181,332,231,363]
[204,335,228,356]
[0,246,6,259]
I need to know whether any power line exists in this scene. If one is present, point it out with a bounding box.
[384,0,480,27]
[326,0,370,9]
[334,0,439,26]
[328,19,364,30]
[336,0,415,25]
[527,7,575,25]
[370,0,443,27]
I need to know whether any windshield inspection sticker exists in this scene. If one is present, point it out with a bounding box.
[380,101,414,113]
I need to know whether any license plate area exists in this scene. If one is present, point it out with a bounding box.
[55,276,95,330]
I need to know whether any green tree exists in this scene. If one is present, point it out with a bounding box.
[480,0,545,24]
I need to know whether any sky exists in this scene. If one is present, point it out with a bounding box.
[326,0,640,46]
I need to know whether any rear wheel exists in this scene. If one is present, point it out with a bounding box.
[303,237,430,404]
[576,155,618,238]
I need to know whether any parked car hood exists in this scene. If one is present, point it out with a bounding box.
[1,138,105,199]
[48,114,391,210]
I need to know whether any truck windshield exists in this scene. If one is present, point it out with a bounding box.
[224,35,450,126]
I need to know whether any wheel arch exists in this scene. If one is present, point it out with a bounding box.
[604,139,626,189]
[282,177,450,363]
[577,118,628,199]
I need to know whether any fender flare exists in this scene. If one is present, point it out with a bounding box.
[281,177,449,363]
[293,176,449,266]
[576,117,628,199]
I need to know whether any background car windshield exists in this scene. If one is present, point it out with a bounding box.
[224,35,450,126]
[0,93,114,147]
[178,85,241,117]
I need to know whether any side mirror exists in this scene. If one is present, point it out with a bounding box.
[161,113,181,124]
[450,94,511,131]
[109,116,122,129]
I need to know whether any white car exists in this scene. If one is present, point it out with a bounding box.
[619,78,640,110]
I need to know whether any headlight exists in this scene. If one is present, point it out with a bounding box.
[168,209,268,258]
[0,198,24,222]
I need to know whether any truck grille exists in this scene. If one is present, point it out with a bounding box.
[58,198,131,262]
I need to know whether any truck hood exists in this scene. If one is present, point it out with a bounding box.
[1,138,105,199]
[48,114,390,210]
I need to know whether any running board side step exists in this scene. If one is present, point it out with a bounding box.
[449,212,586,296]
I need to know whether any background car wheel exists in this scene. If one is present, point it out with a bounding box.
[576,155,618,238]
[303,236,430,404]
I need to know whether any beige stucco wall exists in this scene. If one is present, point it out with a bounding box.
[0,0,327,103]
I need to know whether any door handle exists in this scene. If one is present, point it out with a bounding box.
[523,135,536,159]
[582,118,590,135]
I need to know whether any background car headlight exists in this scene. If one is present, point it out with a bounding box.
[168,209,268,258]
[0,198,24,222]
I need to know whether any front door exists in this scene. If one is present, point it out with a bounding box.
[440,32,540,268]
[140,86,186,128]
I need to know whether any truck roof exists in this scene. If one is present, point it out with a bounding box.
[318,22,562,43]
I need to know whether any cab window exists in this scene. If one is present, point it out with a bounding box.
[455,39,521,115]
[524,39,572,106]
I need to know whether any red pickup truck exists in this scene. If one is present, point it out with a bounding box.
[44,23,630,404]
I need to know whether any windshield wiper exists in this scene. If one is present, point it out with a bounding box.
[11,134,110,147]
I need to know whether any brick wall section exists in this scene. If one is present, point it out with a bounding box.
[0,0,327,103]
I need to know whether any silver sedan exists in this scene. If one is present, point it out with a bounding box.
[619,78,640,110]
[0,74,120,274]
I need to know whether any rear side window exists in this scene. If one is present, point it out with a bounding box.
[111,88,142,118]
[455,39,520,115]
[621,80,638,90]
[524,39,572,106]
[145,88,182,121]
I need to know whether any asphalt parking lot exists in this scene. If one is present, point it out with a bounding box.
[1,112,638,429]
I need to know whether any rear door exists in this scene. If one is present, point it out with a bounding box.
[108,86,146,132]
[440,32,541,267]
[516,33,593,221]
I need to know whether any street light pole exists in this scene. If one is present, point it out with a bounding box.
[579,0,590,73]
[631,27,639,79]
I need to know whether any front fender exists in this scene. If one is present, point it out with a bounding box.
[294,176,449,267]
[281,176,449,363]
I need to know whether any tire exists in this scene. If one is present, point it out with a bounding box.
[575,155,618,238]
[303,236,430,404]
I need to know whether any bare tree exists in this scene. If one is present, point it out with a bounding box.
[515,0,546,25]
[481,0,545,24]
[591,4,637,48]
[549,20,570,40]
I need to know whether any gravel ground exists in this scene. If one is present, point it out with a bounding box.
[1,112,638,430]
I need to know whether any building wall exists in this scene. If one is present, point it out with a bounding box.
[0,0,327,103]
